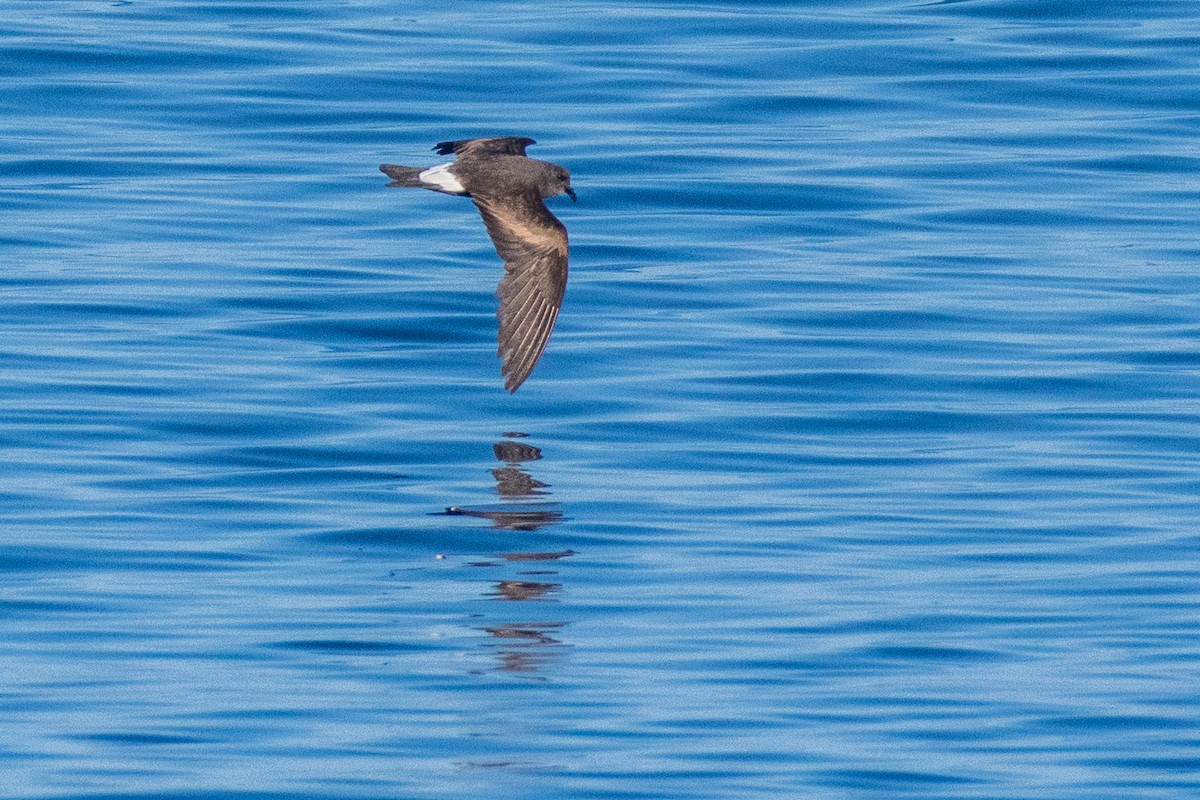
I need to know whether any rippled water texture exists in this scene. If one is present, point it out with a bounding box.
[3,1,1200,798]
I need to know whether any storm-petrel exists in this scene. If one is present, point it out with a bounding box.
[381,137,575,392]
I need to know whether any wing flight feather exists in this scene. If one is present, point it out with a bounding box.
[470,192,568,392]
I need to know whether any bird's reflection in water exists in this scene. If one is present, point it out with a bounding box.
[439,432,571,675]
[443,505,563,532]
[492,438,546,493]
[482,622,566,673]
[491,579,558,602]
[438,433,565,532]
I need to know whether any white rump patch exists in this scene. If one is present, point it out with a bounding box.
[418,163,465,193]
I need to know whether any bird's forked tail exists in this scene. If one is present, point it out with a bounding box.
[380,164,425,188]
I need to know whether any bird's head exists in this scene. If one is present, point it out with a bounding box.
[545,165,576,202]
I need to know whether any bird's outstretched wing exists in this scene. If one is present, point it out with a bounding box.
[435,137,536,158]
[470,191,568,392]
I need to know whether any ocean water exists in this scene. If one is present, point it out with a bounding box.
[3,1,1200,798]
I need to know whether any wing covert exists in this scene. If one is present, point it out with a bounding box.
[435,137,536,158]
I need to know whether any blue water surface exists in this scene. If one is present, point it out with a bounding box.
[3,1,1200,798]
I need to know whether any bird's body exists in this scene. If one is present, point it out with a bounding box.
[381,137,575,392]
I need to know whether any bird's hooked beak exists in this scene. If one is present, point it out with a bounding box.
[565,186,577,202]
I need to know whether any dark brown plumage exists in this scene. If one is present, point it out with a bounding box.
[381,137,575,392]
